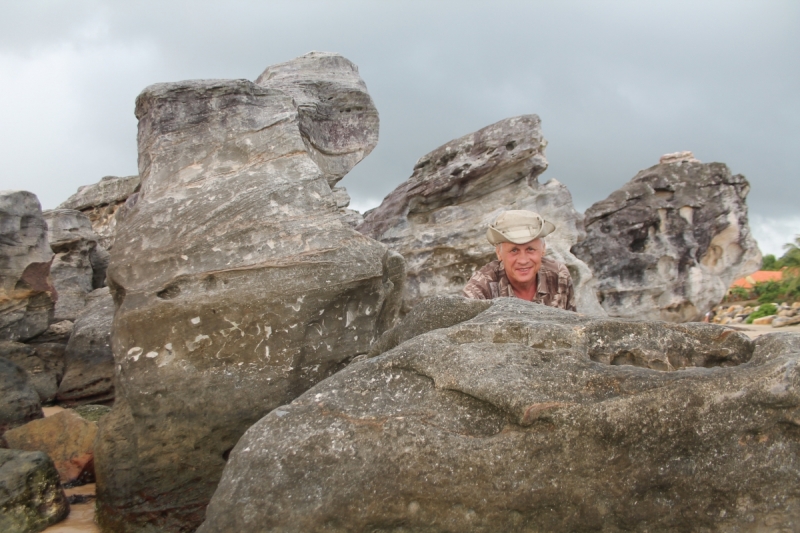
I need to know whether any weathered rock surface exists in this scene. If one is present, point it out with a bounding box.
[0,342,64,403]
[201,299,800,533]
[56,288,114,406]
[0,449,69,533]
[29,320,73,345]
[95,52,401,533]
[0,358,43,438]
[572,158,761,322]
[0,191,55,342]
[58,175,140,251]
[4,409,98,486]
[43,209,109,322]
[254,51,379,186]
[359,115,605,315]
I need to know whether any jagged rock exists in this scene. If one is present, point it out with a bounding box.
[56,288,114,406]
[95,52,401,533]
[0,342,64,404]
[0,358,43,439]
[43,209,109,322]
[0,191,55,342]
[359,115,605,316]
[58,175,140,251]
[0,449,69,533]
[200,299,800,533]
[4,409,98,486]
[572,159,761,322]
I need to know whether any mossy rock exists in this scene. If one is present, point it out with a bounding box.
[73,404,111,423]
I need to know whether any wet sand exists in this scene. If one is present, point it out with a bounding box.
[43,484,99,533]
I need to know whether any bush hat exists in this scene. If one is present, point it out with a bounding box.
[486,210,556,245]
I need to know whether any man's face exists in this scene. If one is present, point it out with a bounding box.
[496,238,545,287]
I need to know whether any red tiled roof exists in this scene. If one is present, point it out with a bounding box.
[730,270,783,289]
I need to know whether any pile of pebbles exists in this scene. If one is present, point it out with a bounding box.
[711,301,800,327]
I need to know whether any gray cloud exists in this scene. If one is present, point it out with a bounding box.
[0,0,797,254]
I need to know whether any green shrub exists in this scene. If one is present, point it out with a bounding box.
[746,303,778,324]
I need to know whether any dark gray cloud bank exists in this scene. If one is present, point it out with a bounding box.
[0,0,797,255]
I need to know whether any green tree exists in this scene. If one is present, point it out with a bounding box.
[762,254,779,270]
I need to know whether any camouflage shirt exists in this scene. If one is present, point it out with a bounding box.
[462,257,577,311]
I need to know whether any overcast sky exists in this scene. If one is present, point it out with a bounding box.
[0,0,797,255]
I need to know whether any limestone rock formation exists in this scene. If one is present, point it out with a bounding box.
[95,52,401,533]
[572,158,761,322]
[43,209,109,321]
[4,409,98,486]
[56,288,114,406]
[0,191,55,342]
[0,449,69,533]
[0,357,43,438]
[58,175,140,250]
[0,341,64,403]
[200,298,800,533]
[359,115,605,315]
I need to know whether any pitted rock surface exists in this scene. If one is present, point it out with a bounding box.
[0,191,55,342]
[572,159,761,322]
[58,175,140,251]
[200,299,800,533]
[95,52,400,533]
[359,115,604,316]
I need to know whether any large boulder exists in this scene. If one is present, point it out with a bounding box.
[0,191,56,342]
[200,299,800,533]
[0,449,69,533]
[572,154,761,322]
[58,175,140,251]
[0,341,64,404]
[55,288,114,406]
[42,209,109,322]
[4,409,98,486]
[95,52,402,533]
[0,358,43,439]
[359,115,605,316]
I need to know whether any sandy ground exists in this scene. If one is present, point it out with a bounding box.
[727,322,800,339]
[42,484,99,533]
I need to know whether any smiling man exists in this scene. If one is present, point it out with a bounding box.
[463,210,576,311]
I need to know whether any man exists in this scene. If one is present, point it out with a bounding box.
[463,210,576,311]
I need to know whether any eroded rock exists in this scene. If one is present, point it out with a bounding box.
[573,158,761,322]
[200,299,800,533]
[56,288,114,406]
[43,209,109,322]
[359,115,604,315]
[0,191,55,342]
[95,52,400,533]
[0,449,69,533]
[58,175,140,251]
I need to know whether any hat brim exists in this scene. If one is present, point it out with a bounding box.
[486,220,556,245]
